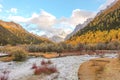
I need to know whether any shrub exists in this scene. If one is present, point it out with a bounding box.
[58,42,67,50]
[107,42,116,50]
[48,60,52,64]
[32,60,58,75]
[74,43,84,51]
[107,40,120,50]
[117,45,120,50]
[84,44,93,51]
[41,60,46,65]
[41,60,52,65]
[0,45,16,54]
[56,45,64,53]
[66,44,74,51]
[34,65,58,75]
[39,43,48,53]
[34,67,42,75]
[47,65,58,74]
[11,48,28,61]
[27,45,41,52]
[31,63,37,69]
[0,70,10,80]
[95,43,107,50]
[46,44,55,52]
[117,52,120,60]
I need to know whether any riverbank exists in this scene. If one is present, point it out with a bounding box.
[0,55,97,80]
[78,54,120,80]
[0,53,117,80]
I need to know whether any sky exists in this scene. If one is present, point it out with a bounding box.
[0,0,116,38]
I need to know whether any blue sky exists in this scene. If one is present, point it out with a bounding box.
[0,0,105,18]
[0,0,116,38]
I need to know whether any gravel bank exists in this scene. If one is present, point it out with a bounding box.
[0,54,117,80]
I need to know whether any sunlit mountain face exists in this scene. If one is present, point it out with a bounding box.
[0,20,51,45]
[67,0,120,45]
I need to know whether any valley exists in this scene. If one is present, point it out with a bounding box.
[0,0,120,80]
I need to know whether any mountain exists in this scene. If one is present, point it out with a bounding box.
[66,0,120,45]
[65,18,93,40]
[41,35,48,39]
[41,34,64,43]
[50,35,64,43]
[0,20,51,45]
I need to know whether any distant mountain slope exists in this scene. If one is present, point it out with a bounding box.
[41,35,64,43]
[66,0,120,45]
[65,18,92,40]
[0,20,51,45]
[50,35,64,43]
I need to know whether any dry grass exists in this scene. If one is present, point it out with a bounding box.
[78,58,113,80]
[29,53,43,57]
[0,45,25,54]
[41,53,59,59]
[78,57,120,80]
[0,57,13,62]
[29,52,59,58]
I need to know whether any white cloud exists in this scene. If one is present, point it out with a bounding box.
[8,9,95,38]
[0,9,2,12]
[0,4,3,12]
[71,9,93,24]
[28,10,56,28]
[10,8,18,14]
[59,9,95,26]
[98,0,117,10]
[8,15,28,22]
[0,4,3,8]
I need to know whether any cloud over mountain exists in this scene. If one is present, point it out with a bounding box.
[8,9,95,38]
[98,0,117,10]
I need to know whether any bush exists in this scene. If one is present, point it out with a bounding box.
[107,42,116,50]
[27,43,64,53]
[84,44,93,51]
[95,43,107,50]
[27,45,41,52]
[34,65,58,75]
[74,43,84,51]
[0,45,16,54]
[107,40,120,50]
[41,60,52,65]
[39,43,48,53]
[0,70,10,80]
[32,60,58,75]
[11,49,28,61]
[66,44,74,51]
[56,45,64,53]
[117,52,120,60]
[31,63,37,69]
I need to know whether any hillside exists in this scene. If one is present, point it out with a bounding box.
[66,0,120,45]
[0,20,51,45]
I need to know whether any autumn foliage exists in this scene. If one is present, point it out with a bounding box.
[31,60,58,75]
